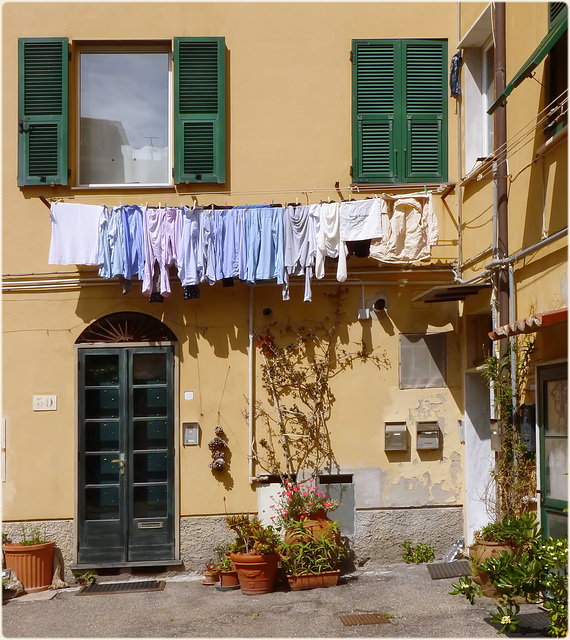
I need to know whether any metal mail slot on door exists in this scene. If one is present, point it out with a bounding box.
[416,421,441,450]
[385,422,408,451]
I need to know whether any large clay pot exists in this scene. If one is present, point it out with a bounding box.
[287,570,340,591]
[284,510,340,545]
[2,541,55,593]
[469,540,513,599]
[230,552,279,595]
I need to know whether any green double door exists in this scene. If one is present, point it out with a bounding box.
[77,347,176,565]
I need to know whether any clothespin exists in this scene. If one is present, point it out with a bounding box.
[235,200,238,207]
[271,199,274,206]
[328,196,331,203]
[424,185,427,194]
[192,195,198,207]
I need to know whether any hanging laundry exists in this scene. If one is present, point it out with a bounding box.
[121,204,145,281]
[315,201,347,282]
[163,207,183,272]
[142,207,170,297]
[48,202,103,265]
[369,194,439,263]
[201,207,217,285]
[339,197,383,243]
[282,204,319,302]
[177,206,204,286]
[255,207,285,284]
[97,206,125,280]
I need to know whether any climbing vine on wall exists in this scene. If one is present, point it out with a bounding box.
[482,335,537,521]
[247,287,390,480]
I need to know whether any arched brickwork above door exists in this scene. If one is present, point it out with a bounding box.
[75,312,177,344]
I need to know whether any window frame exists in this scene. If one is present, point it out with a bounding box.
[75,41,173,189]
[481,37,495,158]
[18,36,227,188]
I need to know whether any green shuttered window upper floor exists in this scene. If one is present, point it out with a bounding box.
[352,39,448,184]
[17,37,226,187]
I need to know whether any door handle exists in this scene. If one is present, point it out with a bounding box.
[111,453,125,475]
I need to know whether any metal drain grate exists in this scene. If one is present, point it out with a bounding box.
[339,613,391,626]
[427,559,471,580]
[77,580,166,595]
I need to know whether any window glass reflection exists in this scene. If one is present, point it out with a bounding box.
[80,52,169,185]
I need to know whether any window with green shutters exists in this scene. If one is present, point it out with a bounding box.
[18,38,69,186]
[18,37,226,187]
[174,38,226,184]
[352,39,447,184]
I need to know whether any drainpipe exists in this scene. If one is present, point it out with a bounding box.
[248,287,255,484]
[494,2,510,330]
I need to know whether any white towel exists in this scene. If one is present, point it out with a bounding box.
[48,202,103,265]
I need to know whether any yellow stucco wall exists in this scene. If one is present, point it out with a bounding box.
[3,2,466,524]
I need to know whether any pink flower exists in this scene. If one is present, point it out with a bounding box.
[269,505,274,509]
[283,511,288,516]
[308,502,314,506]
[270,516,275,520]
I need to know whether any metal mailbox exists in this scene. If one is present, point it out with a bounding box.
[490,419,502,451]
[385,422,408,451]
[416,421,441,450]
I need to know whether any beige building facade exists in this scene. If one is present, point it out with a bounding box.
[2,2,566,579]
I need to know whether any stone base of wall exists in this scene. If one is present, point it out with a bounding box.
[353,506,464,566]
[3,506,463,581]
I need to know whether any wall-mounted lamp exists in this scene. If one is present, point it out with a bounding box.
[262,307,273,317]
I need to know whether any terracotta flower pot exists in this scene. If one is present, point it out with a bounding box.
[2,541,55,593]
[230,552,279,595]
[202,570,219,585]
[284,510,340,545]
[219,570,240,588]
[469,540,513,599]
[287,570,340,591]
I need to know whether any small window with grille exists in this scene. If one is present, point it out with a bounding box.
[399,333,446,389]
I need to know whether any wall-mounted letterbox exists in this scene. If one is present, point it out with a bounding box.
[183,422,200,446]
[385,422,408,451]
[490,419,502,451]
[416,421,441,450]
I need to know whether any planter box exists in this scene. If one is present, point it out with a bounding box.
[287,570,340,591]
[2,542,55,593]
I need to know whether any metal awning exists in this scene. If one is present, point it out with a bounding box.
[412,282,491,303]
[488,11,568,114]
[489,307,568,340]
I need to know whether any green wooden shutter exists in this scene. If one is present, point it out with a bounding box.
[404,40,447,182]
[550,2,568,29]
[174,37,226,184]
[18,38,68,186]
[352,40,398,183]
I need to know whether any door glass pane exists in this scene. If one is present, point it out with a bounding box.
[133,419,168,449]
[86,454,121,484]
[133,353,167,384]
[133,453,167,483]
[85,388,119,419]
[85,354,119,386]
[133,388,167,417]
[545,438,568,501]
[80,52,170,186]
[133,485,167,518]
[85,487,120,520]
[546,378,568,436]
[545,511,568,538]
[85,421,120,451]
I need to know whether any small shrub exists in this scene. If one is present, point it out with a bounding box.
[402,540,435,564]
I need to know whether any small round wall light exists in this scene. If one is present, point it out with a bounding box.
[262,307,273,317]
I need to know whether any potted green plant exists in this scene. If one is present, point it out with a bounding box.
[2,524,56,593]
[451,535,567,637]
[202,561,220,586]
[226,514,281,595]
[280,519,348,591]
[469,513,541,597]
